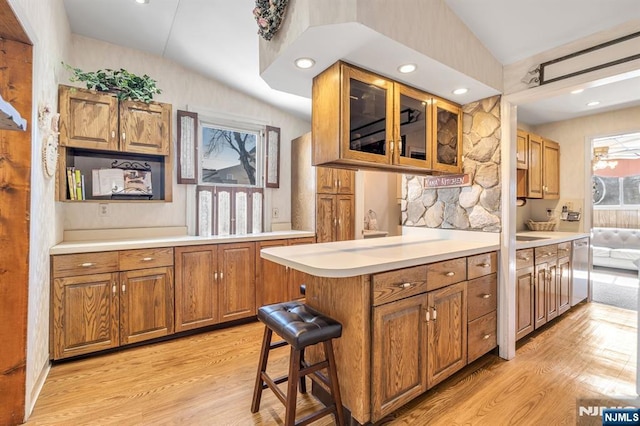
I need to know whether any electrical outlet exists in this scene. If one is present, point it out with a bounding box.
[99,203,109,217]
[272,208,279,219]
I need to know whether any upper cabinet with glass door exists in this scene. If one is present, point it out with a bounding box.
[312,61,462,175]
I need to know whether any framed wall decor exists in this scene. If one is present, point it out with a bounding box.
[265,125,280,188]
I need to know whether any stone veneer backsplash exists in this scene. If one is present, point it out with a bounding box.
[401,95,502,232]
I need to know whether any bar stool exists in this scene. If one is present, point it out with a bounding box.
[251,301,345,426]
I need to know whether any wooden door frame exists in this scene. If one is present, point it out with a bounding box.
[0,1,32,424]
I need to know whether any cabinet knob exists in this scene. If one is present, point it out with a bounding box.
[121,284,126,293]
[478,262,490,268]
[481,294,491,299]
[80,262,95,268]
[220,272,224,280]
[398,282,412,289]
[111,130,116,139]
[112,284,116,294]
[122,132,126,141]
[424,308,430,322]
[214,272,218,280]
[445,271,455,277]
[483,334,491,340]
[142,257,154,262]
[432,307,437,321]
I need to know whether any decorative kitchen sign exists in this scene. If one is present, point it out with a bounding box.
[422,173,471,189]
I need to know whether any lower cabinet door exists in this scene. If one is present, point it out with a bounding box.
[218,242,256,322]
[546,262,559,322]
[119,266,174,345]
[467,311,497,363]
[557,256,572,315]
[427,281,467,389]
[516,266,535,340]
[372,294,428,422]
[51,272,120,360]
[534,264,548,329]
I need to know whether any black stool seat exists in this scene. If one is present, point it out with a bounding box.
[252,300,345,426]
[257,302,342,350]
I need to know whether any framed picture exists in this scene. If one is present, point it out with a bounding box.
[265,125,280,188]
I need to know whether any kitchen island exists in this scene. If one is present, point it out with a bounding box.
[261,234,500,423]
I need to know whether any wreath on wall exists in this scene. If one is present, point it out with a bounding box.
[253,0,288,41]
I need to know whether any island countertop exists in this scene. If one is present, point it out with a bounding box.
[260,234,500,278]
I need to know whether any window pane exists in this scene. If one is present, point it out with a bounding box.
[202,126,257,185]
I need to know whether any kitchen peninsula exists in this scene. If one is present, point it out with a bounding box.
[261,234,500,423]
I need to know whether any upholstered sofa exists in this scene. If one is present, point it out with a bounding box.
[591,227,640,271]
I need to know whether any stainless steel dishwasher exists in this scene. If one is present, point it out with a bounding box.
[572,237,590,306]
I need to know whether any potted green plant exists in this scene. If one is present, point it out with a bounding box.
[63,62,162,103]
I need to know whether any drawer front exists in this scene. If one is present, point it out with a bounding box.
[426,257,466,291]
[119,247,174,270]
[468,311,497,363]
[557,242,572,258]
[516,248,534,270]
[535,244,557,264]
[467,273,497,322]
[52,251,119,277]
[467,252,497,280]
[372,265,428,306]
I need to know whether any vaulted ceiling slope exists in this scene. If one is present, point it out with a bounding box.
[62,0,640,124]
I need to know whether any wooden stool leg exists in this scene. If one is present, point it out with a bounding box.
[324,340,345,426]
[299,348,307,394]
[284,347,301,426]
[251,326,273,413]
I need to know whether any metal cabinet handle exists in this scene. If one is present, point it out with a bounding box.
[112,284,116,294]
[337,179,341,188]
[142,257,153,262]
[482,294,491,299]
[520,256,530,261]
[424,308,430,322]
[399,282,412,289]
[477,262,490,268]
[445,271,455,277]
[220,272,224,280]
[80,262,95,268]
[214,272,218,280]
[483,334,491,340]
[432,307,437,321]
[122,132,126,141]
[112,130,116,139]
[121,284,126,293]
[334,179,338,188]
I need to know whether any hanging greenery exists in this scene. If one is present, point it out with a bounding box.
[253,0,288,41]
[63,62,162,103]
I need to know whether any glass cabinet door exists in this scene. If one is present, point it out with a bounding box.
[341,65,393,165]
[395,84,431,168]
[431,98,462,173]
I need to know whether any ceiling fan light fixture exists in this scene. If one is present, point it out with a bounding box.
[452,88,468,95]
[294,57,315,69]
[397,63,417,74]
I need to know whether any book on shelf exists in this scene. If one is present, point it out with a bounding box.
[92,168,152,197]
[66,167,86,200]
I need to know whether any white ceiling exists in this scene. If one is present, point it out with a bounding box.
[62,0,640,126]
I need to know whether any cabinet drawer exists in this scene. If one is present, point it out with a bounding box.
[372,265,427,306]
[467,252,497,280]
[557,242,572,258]
[516,248,534,270]
[52,252,119,277]
[467,273,497,322]
[468,311,497,363]
[426,257,466,291]
[535,244,557,264]
[119,247,174,271]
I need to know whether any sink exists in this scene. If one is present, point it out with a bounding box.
[516,235,549,241]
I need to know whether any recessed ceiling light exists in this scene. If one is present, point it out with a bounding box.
[397,63,417,74]
[570,89,584,94]
[135,0,149,3]
[294,58,315,69]
[452,88,468,95]
[587,101,600,107]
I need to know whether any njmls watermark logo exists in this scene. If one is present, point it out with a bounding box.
[577,398,640,426]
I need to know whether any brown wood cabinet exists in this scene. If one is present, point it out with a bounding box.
[517,129,560,199]
[466,252,497,364]
[51,247,175,360]
[557,255,572,315]
[515,249,535,340]
[312,61,462,174]
[316,193,355,243]
[57,85,173,202]
[256,237,315,307]
[174,242,256,332]
[316,167,355,195]
[372,293,428,420]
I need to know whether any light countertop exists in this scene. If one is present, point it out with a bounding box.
[50,230,316,255]
[261,234,500,278]
[515,231,590,249]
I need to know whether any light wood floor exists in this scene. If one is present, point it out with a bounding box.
[25,302,636,426]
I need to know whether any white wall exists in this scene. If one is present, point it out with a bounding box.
[361,170,401,236]
[63,35,311,231]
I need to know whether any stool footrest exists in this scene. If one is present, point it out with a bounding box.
[260,372,287,406]
[296,405,336,426]
[270,340,288,350]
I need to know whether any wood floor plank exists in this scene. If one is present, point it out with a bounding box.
[26,302,636,425]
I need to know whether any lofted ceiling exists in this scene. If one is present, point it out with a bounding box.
[62,0,640,127]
